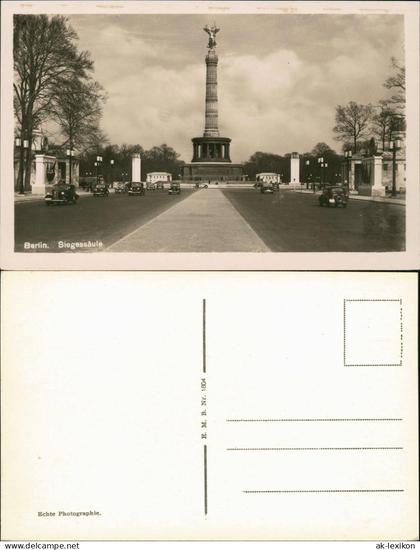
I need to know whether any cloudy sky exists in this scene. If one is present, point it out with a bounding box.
[69,14,404,163]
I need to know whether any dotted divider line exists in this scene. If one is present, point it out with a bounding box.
[344,299,401,302]
[243,489,404,494]
[344,298,346,365]
[226,418,403,422]
[400,298,403,362]
[227,447,403,451]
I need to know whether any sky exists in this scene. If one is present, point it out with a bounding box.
[69,14,404,163]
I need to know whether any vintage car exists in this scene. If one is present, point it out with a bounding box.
[45,182,79,206]
[168,182,181,195]
[128,182,145,196]
[319,185,348,208]
[114,181,127,194]
[260,181,274,194]
[79,176,96,191]
[195,182,208,189]
[92,178,109,197]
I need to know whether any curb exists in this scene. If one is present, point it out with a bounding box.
[290,189,405,206]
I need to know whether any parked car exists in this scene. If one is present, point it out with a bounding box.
[195,183,208,189]
[319,185,348,208]
[114,181,127,194]
[260,181,274,194]
[128,182,145,196]
[79,177,96,191]
[45,182,79,206]
[168,182,181,195]
[93,178,109,197]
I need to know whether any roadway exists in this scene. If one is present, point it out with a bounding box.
[15,188,405,252]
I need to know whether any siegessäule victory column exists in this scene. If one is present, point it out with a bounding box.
[182,25,244,182]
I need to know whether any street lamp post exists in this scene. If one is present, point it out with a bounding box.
[305,159,310,189]
[96,155,102,185]
[344,149,352,192]
[323,162,328,185]
[390,139,401,197]
[110,159,114,188]
[66,147,74,185]
[317,157,324,189]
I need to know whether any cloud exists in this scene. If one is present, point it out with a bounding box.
[66,14,404,161]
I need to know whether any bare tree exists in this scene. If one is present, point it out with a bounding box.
[383,57,405,113]
[14,15,93,191]
[333,101,373,151]
[50,77,107,153]
[371,101,397,150]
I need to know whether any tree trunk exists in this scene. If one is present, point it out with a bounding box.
[16,145,24,192]
[24,125,33,192]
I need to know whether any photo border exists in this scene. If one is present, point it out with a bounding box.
[1,0,419,270]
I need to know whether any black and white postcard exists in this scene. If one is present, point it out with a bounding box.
[0,1,419,269]
[1,271,418,540]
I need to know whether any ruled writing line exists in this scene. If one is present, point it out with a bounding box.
[227,446,403,451]
[226,418,403,422]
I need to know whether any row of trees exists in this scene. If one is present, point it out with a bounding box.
[243,143,343,183]
[14,15,106,191]
[79,143,185,183]
[333,57,405,153]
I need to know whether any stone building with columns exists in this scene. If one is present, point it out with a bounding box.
[182,25,244,182]
[14,131,80,195]
[341,134,406,196]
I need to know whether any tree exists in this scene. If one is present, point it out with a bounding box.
[50,77,107,153]
[242,152,288,180]
[333,101,373,151]
[142,144,184,177]
[311,142,337,157]
[371,101,397,150]
[14,15,93,191]
[383,57,405,113]
[308,143,342,184]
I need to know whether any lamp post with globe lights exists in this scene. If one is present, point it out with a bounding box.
[389,139,401,197]
[66,146,74,185]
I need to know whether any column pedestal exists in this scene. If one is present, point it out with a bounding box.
[290,153,300,185]
[32,155,57,195]
[371,156,385,197]
[131,153,142,182]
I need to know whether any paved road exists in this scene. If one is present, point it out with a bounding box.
[108,189,268,252]
[15,188,405,253]
[15,191,192,252]
[223,189,405,252]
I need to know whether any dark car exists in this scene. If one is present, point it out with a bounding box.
[168,182,181,195]
[128,182,145,196]
[93,178,109,197]
[319,185,348,208]
[114,181,127,194]
[260,181,274,194]
[79,176,96,191]
[45,182,79,206]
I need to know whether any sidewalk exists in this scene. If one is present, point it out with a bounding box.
[292,188,405,206]
[108,189,269,252]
